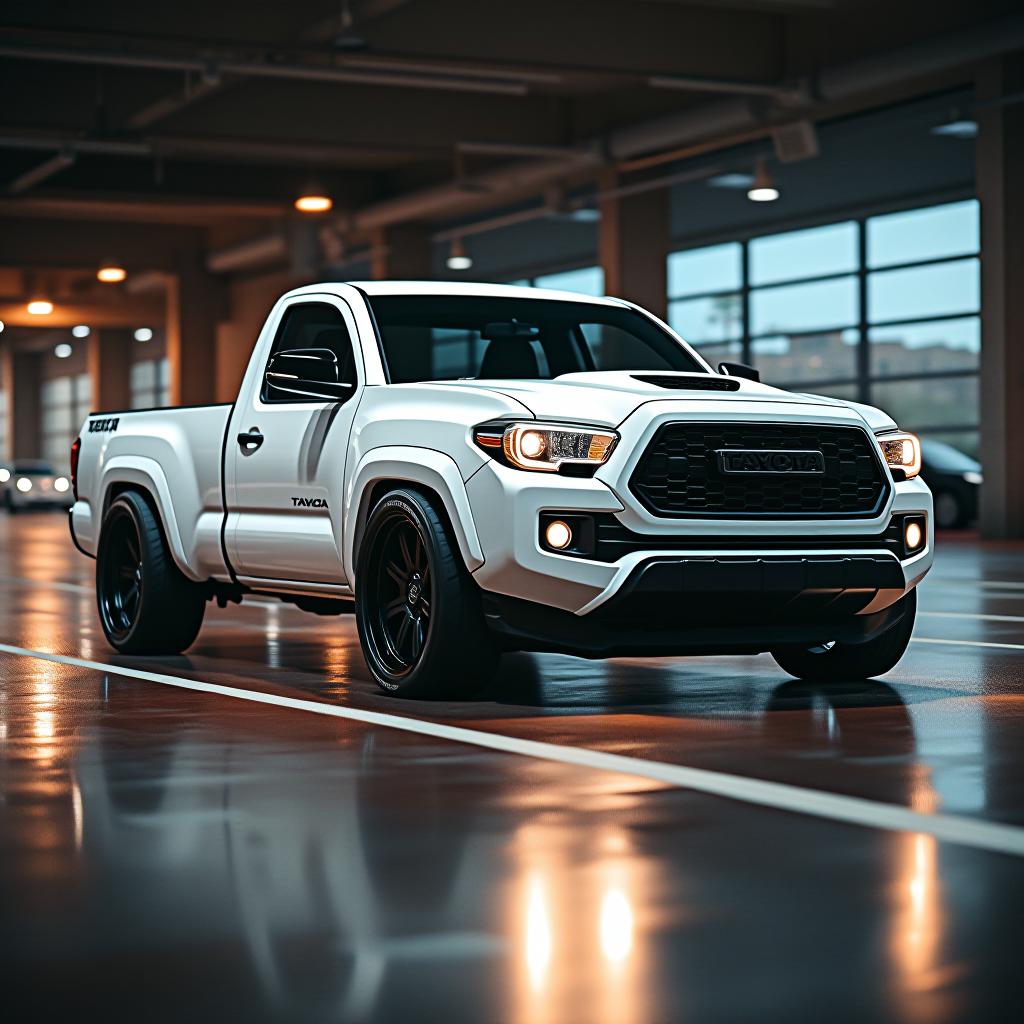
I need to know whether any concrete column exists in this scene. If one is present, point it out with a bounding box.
[598,169,670,318]
[2,348,41,459]
[977,54,1024,539]
[87,329,132,412]
[166,255,226,407]
[370,224,433,280]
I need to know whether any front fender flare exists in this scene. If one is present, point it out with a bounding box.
[346,447,484,583]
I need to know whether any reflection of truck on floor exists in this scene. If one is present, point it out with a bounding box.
[68,282,933,697]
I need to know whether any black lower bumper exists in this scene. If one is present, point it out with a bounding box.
[483,554,910,658]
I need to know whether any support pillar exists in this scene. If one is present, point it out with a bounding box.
[977,54,1024,539]
[370,224,433,280]
[87,329,132,412]
[598,170,670,318]
[166,255,226,407]
[2,348,41,460]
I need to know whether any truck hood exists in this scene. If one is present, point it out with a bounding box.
[445,372,895,432]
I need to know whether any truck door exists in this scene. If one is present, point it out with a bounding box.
[227,297,362,584]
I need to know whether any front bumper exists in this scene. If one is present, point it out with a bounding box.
[465,458,934,623]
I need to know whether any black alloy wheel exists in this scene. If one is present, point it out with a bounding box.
[98,503,144,642]
[366,508,433,676]
[356,488,497,698]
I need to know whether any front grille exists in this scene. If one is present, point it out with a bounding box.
[629,421,890,519]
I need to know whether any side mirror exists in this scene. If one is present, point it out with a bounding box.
[265,348,354,401]
[718,360,760,383]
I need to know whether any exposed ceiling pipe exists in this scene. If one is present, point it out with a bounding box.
[208,11,1024,273]
[207,234,288,274]
[0,42,535,97]
[8,147,76,194]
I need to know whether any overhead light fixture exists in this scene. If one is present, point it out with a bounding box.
[97,262,127,283]
[931,119,977,139]
[332,0,368,51]
[747,158,779,203]
[71,325,91,338]
[294,194,333,213]
[27,299,54,315]
[54,343,73,359]
[0,319,4,333]
[708,172,755,190]
[446,237,473,271]
[134,327,153,342]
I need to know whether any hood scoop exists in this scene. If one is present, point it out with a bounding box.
[631,374,740,392]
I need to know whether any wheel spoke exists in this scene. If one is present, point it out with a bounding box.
[385,560,405,587]
[411,617,425,659]
[398,530,414,572]
[125,535,140,565]
[384,596,406,619]
[394,611,413,658]
[413,532,424,574]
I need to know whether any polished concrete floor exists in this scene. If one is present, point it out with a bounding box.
[1,513,1023,1022]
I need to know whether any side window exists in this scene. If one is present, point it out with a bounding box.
[261,302,358,403]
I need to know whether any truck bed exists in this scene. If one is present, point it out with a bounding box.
[70,403,233,582]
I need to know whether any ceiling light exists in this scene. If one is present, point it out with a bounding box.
[931,119,977,139]
[0,319,4,333]
[708,172,755,190]
[27,299,54,315]
[446,237,473,271]
[134,327,153,342]
[294,194,333,213]
[54,343,72,359]
[97,262,127,283]
[747,158,779,203]
[332,0,368,50]
[71,324,91,338]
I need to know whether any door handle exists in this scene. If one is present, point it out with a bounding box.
[237,427,264,454]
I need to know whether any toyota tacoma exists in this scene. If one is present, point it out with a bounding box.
[68,282,932,697]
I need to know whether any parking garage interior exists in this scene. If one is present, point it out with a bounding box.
[1,2,1024,1020]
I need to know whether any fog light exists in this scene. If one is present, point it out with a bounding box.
[544,519,572,550]
[905,520,923,552]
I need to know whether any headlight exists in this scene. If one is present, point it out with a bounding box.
[474,421,618,473]
[0,468,9,483]
[54,476,70,493]
[876,430,921,479]
[16,477,32,493]
[963,471,983,486]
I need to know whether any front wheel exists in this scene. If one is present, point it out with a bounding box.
[96,491,205,654]
[771,589,917,683]
[355,488,497,698]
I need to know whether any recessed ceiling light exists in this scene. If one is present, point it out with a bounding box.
[72,324,91,338]
[134,327,153,342]
[27,299,54,315]
[97,263,127,283]
[54,343,72,358]
[294,194,333,213]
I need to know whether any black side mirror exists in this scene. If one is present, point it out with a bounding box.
[265,348,354,401]
[718,361,760,383]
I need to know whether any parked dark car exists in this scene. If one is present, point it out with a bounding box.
[920,439,982,529]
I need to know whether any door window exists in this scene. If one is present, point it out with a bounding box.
[261,302,358,403]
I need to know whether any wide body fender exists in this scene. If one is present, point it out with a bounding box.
[345,447,484,584]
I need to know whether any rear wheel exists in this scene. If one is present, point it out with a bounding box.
[771,589,916,683]
[355,488,497,698]
[96,491,205,654]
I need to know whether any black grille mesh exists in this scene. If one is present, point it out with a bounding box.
[630,422,889,518]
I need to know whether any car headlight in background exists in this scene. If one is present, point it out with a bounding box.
[54,477,70,493]
[963,470,983,486]
[474,421,618,473]
[16,477,32,492]
[876,430,921,479]
[0,468,9,483]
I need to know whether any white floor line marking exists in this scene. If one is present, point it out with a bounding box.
[1,642,1023,859]
[920,610,1024,624]
[913,637,1024,652]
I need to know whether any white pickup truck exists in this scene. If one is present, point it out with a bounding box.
[69,281,933,697]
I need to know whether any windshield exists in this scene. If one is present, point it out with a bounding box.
[921,439,980,473]
[367,295,706,383]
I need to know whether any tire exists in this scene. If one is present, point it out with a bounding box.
[934,489,966,530]
[355,487,498,698]
[771,588,916,684]
[96,491,205,655]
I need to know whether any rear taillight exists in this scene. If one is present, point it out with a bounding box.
[70,436,81,500]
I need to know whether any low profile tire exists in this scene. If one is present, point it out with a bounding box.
[771,589,917,684]
[96,491,205,655]
[355,487,498,698]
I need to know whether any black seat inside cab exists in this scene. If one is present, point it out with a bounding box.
[310,327,356,384]
[479,339,541,379]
